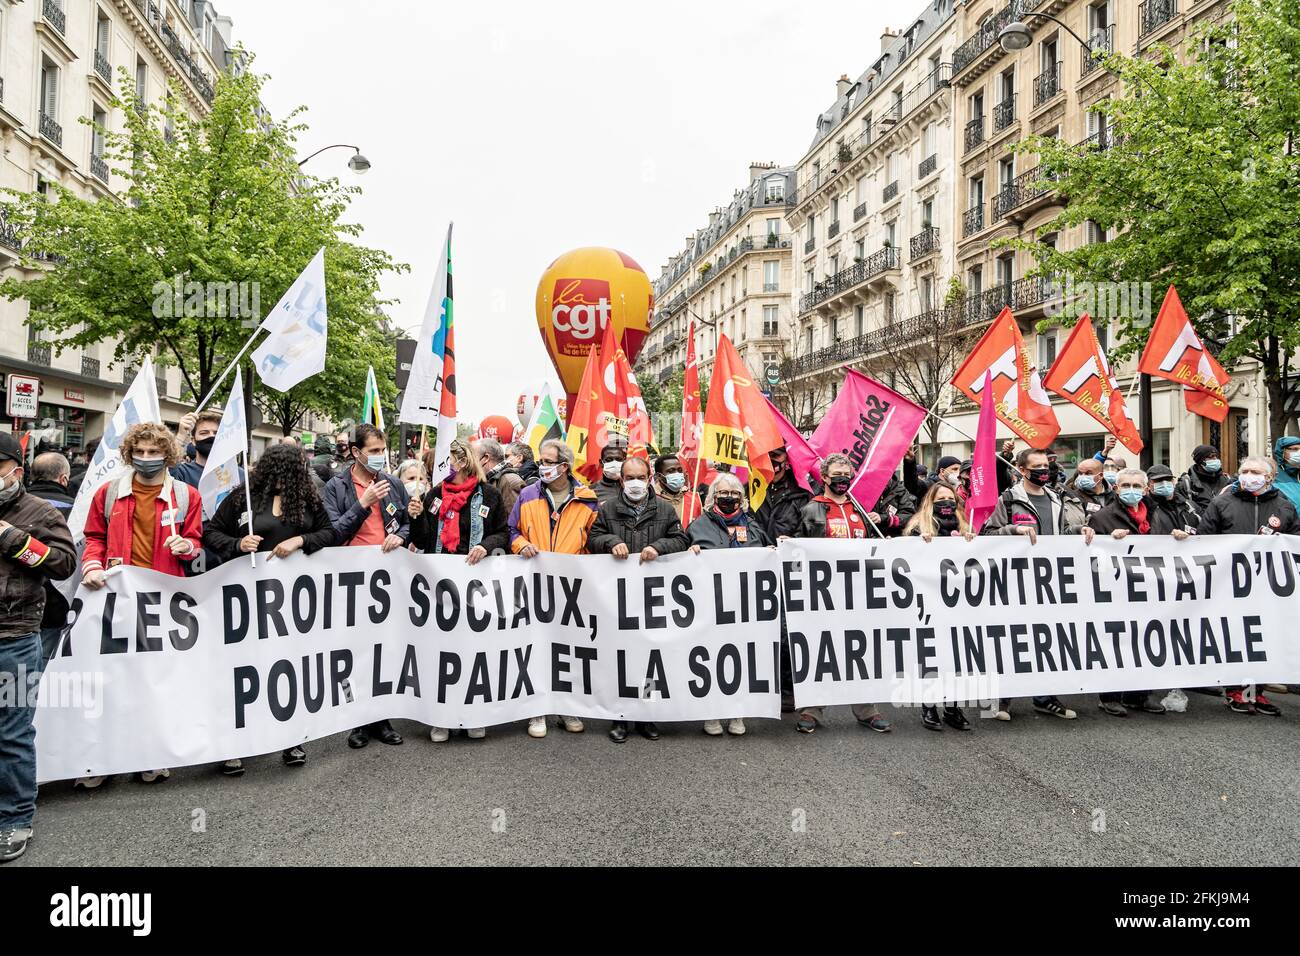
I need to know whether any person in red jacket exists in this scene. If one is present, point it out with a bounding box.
[80,422,203,786]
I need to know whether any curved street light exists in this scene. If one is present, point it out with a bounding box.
[998,14,1094,56]
[296,144,371,175]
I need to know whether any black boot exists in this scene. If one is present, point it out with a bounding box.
[608,721,628,743]
[370,720,404,746]
[942,706,971,731]
[921,705,943,731]
[637,721,661,741]
[347,727,369,749]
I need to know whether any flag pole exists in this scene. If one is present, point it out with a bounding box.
[195,325,265,414]
[242,448,257,568]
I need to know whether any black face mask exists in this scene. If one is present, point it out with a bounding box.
[715,496,741,516]
[194,436,215,459]
[1025,468,1051,487]
[828,477,852,495]
[933,501,958,520]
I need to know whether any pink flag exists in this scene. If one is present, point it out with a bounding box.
[811,369,925,515]
[967,371,999,533]
[765,398,819,492]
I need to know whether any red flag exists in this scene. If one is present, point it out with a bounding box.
[967,372,999,534]
[611,337,653,459]
[1138,285,1229,423]
[702,335,782,507]
[951,306,1060,449]
[1043,314,1143,455]
[565,343,604,483]
[678,319,706,523]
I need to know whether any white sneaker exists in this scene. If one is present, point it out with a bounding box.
[429,727,450,743]
[561,716,585,733]
[139,769,170,783]
[527,717,548,738]
[1161,688,1189,713]
[727,718,746,736]
[74,775,106,790]
[703,719,723,735]
[467,727,486,740]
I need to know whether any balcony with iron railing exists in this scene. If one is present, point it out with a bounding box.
[993,95,1017,133]
[964,116,985,153]
[804,236,816,255]
[90,153,109,183]
[1139,0,1178,40]
[94,49,112,85]
[1082,24,1114,77]
[882,180,899,203]
[853,202,867,221]
[39,111,62,148]
[28,342,52,366]
[909,227,940,261]
[962,203,985,238]
[1080,127,1115,151]
[798,247,899,314]
[1033,62,1063,108]
[42,0,66,35]
[827,220,841,240]
[763,282,780,293]
[918,153,938,180]
[991,167,1057,220]
[81,355,101,378]
[952,1,1027,78]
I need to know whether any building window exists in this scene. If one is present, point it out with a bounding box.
[1038,330,1058,368]
[855,304,864,337]
[763,260,779,292]
[765,177,785,202]
[968,264,984,298]
[921,198,934,229]
[884,292,897,322]
[40,60,60,122]
[763,305,779,337]
[854,239,865,260]
[921,275,934,310]
[1087,220,1108,244]
[766,217,780,236]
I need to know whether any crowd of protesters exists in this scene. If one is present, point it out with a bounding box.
[2,410,1298,863]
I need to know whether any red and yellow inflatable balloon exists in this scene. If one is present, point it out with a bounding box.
[534,247,652,409]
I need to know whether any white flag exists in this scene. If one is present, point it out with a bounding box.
[398,224,452,429]
[198,368,249,519]
[67,356,162,541]
[252,247,328,392]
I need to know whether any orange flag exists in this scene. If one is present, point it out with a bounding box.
[565,343,604,483]
[1137,285,1229,423]
[1043,314,1143,455]
[611,334,653,459]
[679,318,704,523]
[951,306,1061,449]
[702,335,782,507]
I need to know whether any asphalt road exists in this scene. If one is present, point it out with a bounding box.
[15,691,1299,866]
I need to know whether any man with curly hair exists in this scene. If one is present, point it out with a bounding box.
[79,422,204,787]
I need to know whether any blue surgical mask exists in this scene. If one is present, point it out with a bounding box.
[664,473,686,493]
[1118,489,1144,507]
[1286,450,1300,468]
[1075,475,1096,491]
[1152,481,1175,499]
[366,453,388,474]
[1203,458,1222,473]
[1103,471,1118,486]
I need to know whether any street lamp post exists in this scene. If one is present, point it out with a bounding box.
[997,14,1154,469]
[296,144,371,175]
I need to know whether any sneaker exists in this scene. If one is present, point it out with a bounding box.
[1161,688,1189,713]
[993,706,1011,721]
[1225,690,1255,714]
[1099,700,1128,718]
[1138,695,1166,714]
[921,705,943,731]
[860,714,892,733]
[561,716,585,733]
[727,718,746,736]
[1254,694,1281,717]
[429,727,450,743]
[942,706,972,731]
[702,719,723,736]
[466,727,487,740]
[527,717,548,738]
[795,715,817,734]
[282,746,307,766]
[1033,699,1077,719]
[0,827,32,864]
[139,769,171,784]
[74,776,107,790]
[219,758,245,776]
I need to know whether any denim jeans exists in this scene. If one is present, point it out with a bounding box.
[0,631,42,831]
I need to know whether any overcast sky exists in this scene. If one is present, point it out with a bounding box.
[219,0,895,424]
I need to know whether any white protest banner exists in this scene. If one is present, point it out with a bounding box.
[66,356,162,541]
[35,547,781,782]
[779,535,1300,709]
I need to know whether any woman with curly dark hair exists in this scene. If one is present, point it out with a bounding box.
[203,442,337,772]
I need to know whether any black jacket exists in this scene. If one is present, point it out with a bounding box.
[870,474,917,536]
[589,494,690,555]
[1197,485,1300,536]
[688,511,771,550]
[1086,496,1159,536]
[0,485,76,641]
[322,467,411,545]
[1179,465,1233,513]
[593,476,623,507]
[752,472,813,541]
[204,490,338,561]
[26,480,77,629]
[1149,493,1200,535]
[410,479,510,555]
[26,479,75,509]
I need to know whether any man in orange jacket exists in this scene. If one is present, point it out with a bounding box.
[508,438,598,738]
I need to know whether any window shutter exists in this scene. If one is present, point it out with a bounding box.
[43,68,58,118]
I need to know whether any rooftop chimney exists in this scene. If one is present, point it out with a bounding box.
[880,27,900,55]
[836,74,852,98]
[749,161,776,182]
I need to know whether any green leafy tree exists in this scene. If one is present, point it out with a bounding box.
[1,56,405,426]
[1002,0,1300,437]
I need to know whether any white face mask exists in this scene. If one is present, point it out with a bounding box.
[403,480,426,497]
[1239,473,1269,494]
[623,478,649,502]
[539,463,563,484]
[0,466,21,505]
[603,460,624,480]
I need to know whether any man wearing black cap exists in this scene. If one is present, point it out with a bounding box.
[1178,445,1233,513]
[0,432,77,863]
[1147,464,1200,533]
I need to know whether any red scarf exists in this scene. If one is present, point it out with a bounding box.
[1126,500,1150,535]
[438,476,477,553]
